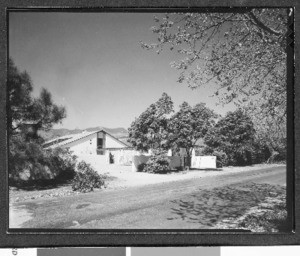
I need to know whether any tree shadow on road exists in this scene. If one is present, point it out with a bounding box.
[167,182,286,227]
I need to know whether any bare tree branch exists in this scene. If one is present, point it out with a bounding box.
[248,11,282,36]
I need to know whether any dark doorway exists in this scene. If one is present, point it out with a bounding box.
[109,152,114,164]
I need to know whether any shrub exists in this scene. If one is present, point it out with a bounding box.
[232,144,255,166]
[143,151,170,173]
[9,136,77,185]
[213,150,228,168]
[72,161,106,192]
[202,147,228,167]
[50,148,77,182]
[251,141,271,164]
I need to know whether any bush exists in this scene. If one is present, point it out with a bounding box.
[143,151,170,173]
[213,150,228,168]
[50,148,77,182]
[202,147,228,167]
[232,144,255,166]
[9,136,77,184]
[72,161,106,192]
[251,141,271,164]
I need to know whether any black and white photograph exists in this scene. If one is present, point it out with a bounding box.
[8,8,291,231]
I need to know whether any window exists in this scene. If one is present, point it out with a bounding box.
[97,138,103,148]
[97,138,105,155]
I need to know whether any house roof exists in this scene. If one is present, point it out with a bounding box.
[44,129,130,149]
[44,131,96,148]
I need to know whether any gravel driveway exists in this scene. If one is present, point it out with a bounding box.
[9,164,286,229]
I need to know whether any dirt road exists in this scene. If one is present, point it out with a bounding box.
[9,165,286,229]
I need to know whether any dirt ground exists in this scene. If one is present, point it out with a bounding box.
[9,163,285,203]
[96,163,285,189]
[9,165,286,229]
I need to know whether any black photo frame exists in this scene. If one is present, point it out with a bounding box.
[0,0,299,247]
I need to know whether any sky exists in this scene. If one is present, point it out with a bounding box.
[9,12,235,130]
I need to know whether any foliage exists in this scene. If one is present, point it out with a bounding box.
[8,58,68,181]
[245,105,286,162]
[202,147,228,168]
[48,148,78,181]
[143,151,170,173]
[251,139,272,164]
[214,150,228,168]
[8,58,33,133]
[128,93,174,152]
[167,101,217,166]
[237,193,287,232]
[9,134,77,184]
[8,58,66,137]
[142,9,288,151]
[204,109,256,166]
[72,161,106,193]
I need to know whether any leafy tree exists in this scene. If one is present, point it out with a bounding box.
[204,109,256,166]
[243,105,286,162]
[8,58,70,183]
[9,137,77,183]
[128,93,174,152]
[141,9,288,149]
[8,58,66,138]
[8,58,33,134]
[168,102,218,167]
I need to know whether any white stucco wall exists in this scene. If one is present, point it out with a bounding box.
[77,154,108,166]
[109,149,136,165]
[105,134,127,148]
[60,131,128,161]
[65,133,98,155]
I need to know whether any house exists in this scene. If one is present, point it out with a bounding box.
[43,129,135,165]
[44,130,215,170]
